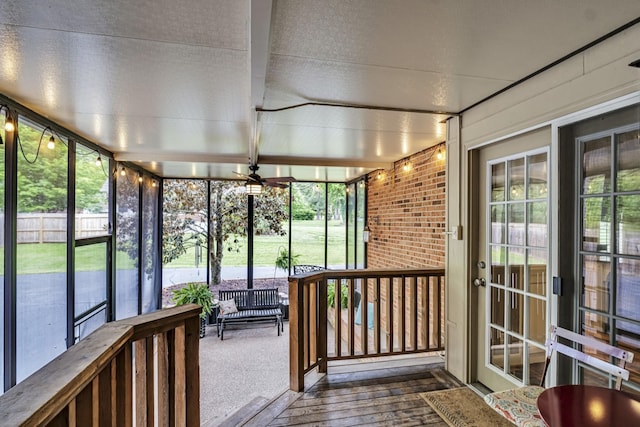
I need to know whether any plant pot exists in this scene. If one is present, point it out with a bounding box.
[199,317,206,338]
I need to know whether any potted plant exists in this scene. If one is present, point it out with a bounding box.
[275,247,300,274]
[172,282,214,338]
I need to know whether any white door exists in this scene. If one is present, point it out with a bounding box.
[474,128,552,391]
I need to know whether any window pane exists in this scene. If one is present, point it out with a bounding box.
[141,177,159,313]
[75,244,107,316]
[115,167,139,319]
[356,181,365,268]
[582,136,611,195]
[582,254,610,312]
[347,184,356,268]
[490,328,505,370]
[508,248,525,290]
[75,144,109,238]
[327,183,346,269]
[616,130,640,192]
[507,335,524,381]
[162,180,208,289]
[16,117,68,381]
[253,185,288,286]
[291,183,325,267]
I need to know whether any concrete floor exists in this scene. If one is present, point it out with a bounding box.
[199,320,290,426]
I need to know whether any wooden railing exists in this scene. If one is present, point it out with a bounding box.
[0,304,202,426]
[289,268,445,391]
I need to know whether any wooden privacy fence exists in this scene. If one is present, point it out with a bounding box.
[289,268,445,391]
[0,304,201,426]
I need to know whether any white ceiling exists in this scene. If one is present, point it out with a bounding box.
[1,0,639,182]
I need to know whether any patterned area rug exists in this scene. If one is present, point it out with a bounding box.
[421,387,514,427]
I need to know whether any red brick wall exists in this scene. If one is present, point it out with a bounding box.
[366,144,446,268]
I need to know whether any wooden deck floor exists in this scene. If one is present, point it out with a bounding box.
[238,360,465,426]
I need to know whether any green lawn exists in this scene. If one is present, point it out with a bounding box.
[166,219,347,268]
[8,220,348,274]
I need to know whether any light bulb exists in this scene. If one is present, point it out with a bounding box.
[436,149,444,160]
[403,162,410,172]
[47,136,55,149]
[120,168,126,176]
[138,175,143,183]
[152,181,157,187]
[4,121,14,132]
[95,156,102,166]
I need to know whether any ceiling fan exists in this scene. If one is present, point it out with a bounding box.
[234,164,296,192]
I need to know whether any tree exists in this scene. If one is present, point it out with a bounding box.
[162,180,288,285]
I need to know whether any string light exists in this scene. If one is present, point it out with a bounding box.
[436,148,444,160]
[138,174,143,183]
[403,161,410,172]
[376,171,383,180]
[0,105,13,145]
[47,135,55,150]
[95,155,102,166]
[120,167,126,176]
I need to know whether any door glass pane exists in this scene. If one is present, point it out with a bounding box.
[528,202,547,247]
[507,335,524,381]
[490,286,504,327]
[508,158,525,201]
[527,296,546,343]
[491,162,505,202]
[508,203,525,245]
[528,249,546,296]
[616,130,640,192]
[491,246,506,286]
[528,343,546,385]
[490,328,505,370]
[583,136,611,194]
[616,195,640,256]
[508,248,525,290]
[582,197,611,252]
[528,153,548,199]
[616,258,640,321]
[16,117,68,382]
[507,291,524,335]
[491,205,505,244]
[582,254,610,312]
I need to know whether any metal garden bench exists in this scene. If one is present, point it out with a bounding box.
[216,288,283,340]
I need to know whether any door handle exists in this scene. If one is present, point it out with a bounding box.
[473,278,486,287]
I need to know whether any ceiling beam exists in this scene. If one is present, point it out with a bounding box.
[114,152,249,164]
[257,155,392,170]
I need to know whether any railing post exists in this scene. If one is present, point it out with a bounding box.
[318,278,327,373]
[289,277,305,391]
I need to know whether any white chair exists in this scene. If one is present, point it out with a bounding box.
[483,325,634,427]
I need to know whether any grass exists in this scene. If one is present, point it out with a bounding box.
[6,220,349,274]
[166,220,347,268]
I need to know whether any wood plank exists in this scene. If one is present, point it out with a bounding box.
[134,340,148,426]
[270,395,430,426]
[288,278,304,391]
[184,316,200,426]
[157,332,170,427]
[174,324,186,425]
[115,344,133,427]
[243,390,302,427]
